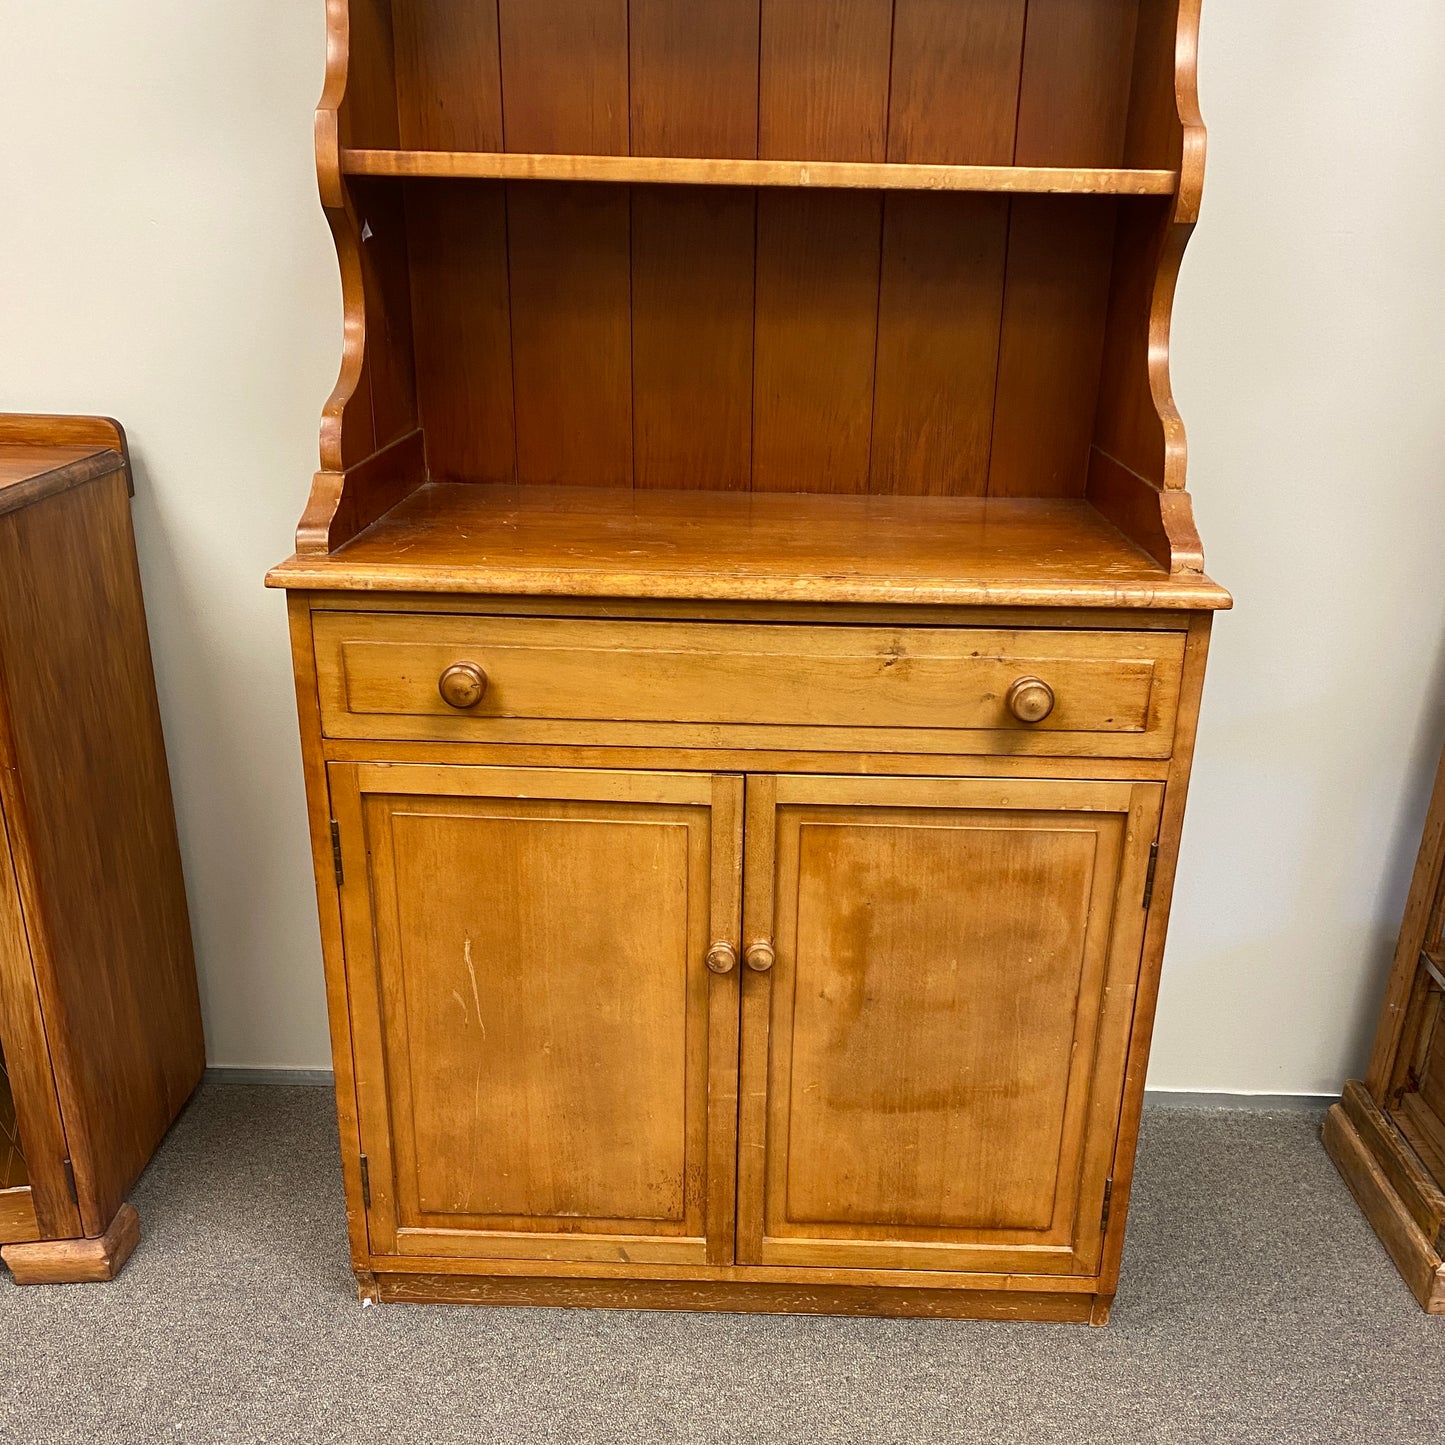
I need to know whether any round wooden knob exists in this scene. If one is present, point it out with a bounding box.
[745,940,776,973]
[705,942,738,975]
[1006,676,1054,724]
[438,662,488,710]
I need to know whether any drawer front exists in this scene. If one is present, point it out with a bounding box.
[312,613,1186,758]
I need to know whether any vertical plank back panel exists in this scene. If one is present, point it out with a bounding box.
[340,0,401,149]
[507,184,633,486]
[753,191,883,494]
[988,197,1118,497]
[869,194,1009,497]
[759,0,894,162]
[887,0,1029,165]
[1123,0,1185,170]
[633,188,756,491]
[406,181,516,484]
[391,0,504,151]
[498,0,630,154]
[1015,0,1141,167]
[631,0,762,159]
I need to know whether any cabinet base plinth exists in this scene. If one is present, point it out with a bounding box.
[1,1203,141,1285]
[1323,1085,1445,1314]
[365,1269,1101,1322]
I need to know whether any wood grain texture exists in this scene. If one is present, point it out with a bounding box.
[0,469,204,1237]
[271,482,1231,610]
[989,197,1119,497]
[630,0,760,158]
[736,774,1159,1273]
[2,1203,140,1286]
[887,0,1028,165]
[285,596,374,1273]
[1015,0,1141,167]
[498,0,629,155]
[759,0,894,162]
[391,0,503,151]
[506,184,632,486]
[375,1269,1098,1319]
[0,1186,39,1246]
[312,612,1186,759]
[0,791,78,1239]
[631,187,755,491]
[869,193,1008,496]
[753,191,883,494]
[405,181,516,483]
[343,150,1178,194]
[1324,1104,1445,1314]
[333,764,741,1265]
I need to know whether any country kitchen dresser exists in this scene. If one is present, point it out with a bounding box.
[268,0,1230,1321]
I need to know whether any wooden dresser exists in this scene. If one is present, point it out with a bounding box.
[1326,742,1445,1313]
[0,414,205,1285]
[268,0,1230,1321]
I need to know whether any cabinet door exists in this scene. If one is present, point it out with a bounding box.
[330,764,743,1267]
[737,774,1163,1276]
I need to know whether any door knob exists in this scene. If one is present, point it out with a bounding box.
[705,942,738,975]
[1006,675,1054,724]
[745,940,776,973]
[438,662,488,710]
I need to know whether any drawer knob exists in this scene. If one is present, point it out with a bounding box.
[438,662,488,710]
[1006,676,1055,724]
[745,940,776,973]
[705,942,738,976]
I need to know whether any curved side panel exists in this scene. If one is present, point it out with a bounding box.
[301,0,420,555]
[1089,0,1211,578]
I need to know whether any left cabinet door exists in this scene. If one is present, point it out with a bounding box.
[329,764,744,1267]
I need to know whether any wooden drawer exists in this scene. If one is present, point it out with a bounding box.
[312,613,1186,758]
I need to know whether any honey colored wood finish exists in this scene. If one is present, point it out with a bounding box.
[312,612,1187,757]
[276,0,1226,1320]
[1326,737,1445,1313]
[1,1203,141,1286]
[0,416,204,1283]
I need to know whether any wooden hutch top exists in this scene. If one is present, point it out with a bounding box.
[268,0,1230,615]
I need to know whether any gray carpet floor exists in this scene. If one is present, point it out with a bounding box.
[1,1085,1443,1444]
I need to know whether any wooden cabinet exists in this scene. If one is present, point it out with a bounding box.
[269,0,1230,1320]
[1326,743,1445,1313]
[737,775,1161,1278]
[332,764,742,1267]
[0,415,205,1285]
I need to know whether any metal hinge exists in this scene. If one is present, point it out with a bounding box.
[1101,1177,1114,1233]
[331,820,344,887]
[1142,842,1160,910]
[359,1154,371,1209]
[62,1158,78,1205]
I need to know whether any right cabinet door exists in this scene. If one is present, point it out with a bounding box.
[737,774,1164,1277]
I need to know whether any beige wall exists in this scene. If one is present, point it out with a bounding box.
[3,3,1444,1093]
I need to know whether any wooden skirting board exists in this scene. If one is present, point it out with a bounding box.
[2,1203,142,1286]
[1323,1084,1445,1314]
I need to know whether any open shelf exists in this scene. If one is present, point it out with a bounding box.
[340,150,1178,197]
[269,483,1229,611]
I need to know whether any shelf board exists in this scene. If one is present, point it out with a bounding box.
[268,484,1230,610]
[340,149,1178,197]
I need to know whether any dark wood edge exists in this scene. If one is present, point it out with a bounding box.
[0,449,127,520]
[1366,740,1445,1094]
[368,1270,1100,1320]
[1,1202,141,1285]
[0,414,131,499]
[1323,1103,1445,1314]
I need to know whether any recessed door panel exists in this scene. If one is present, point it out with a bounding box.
[737,774,1162,1275]
[332,765,742,1266]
